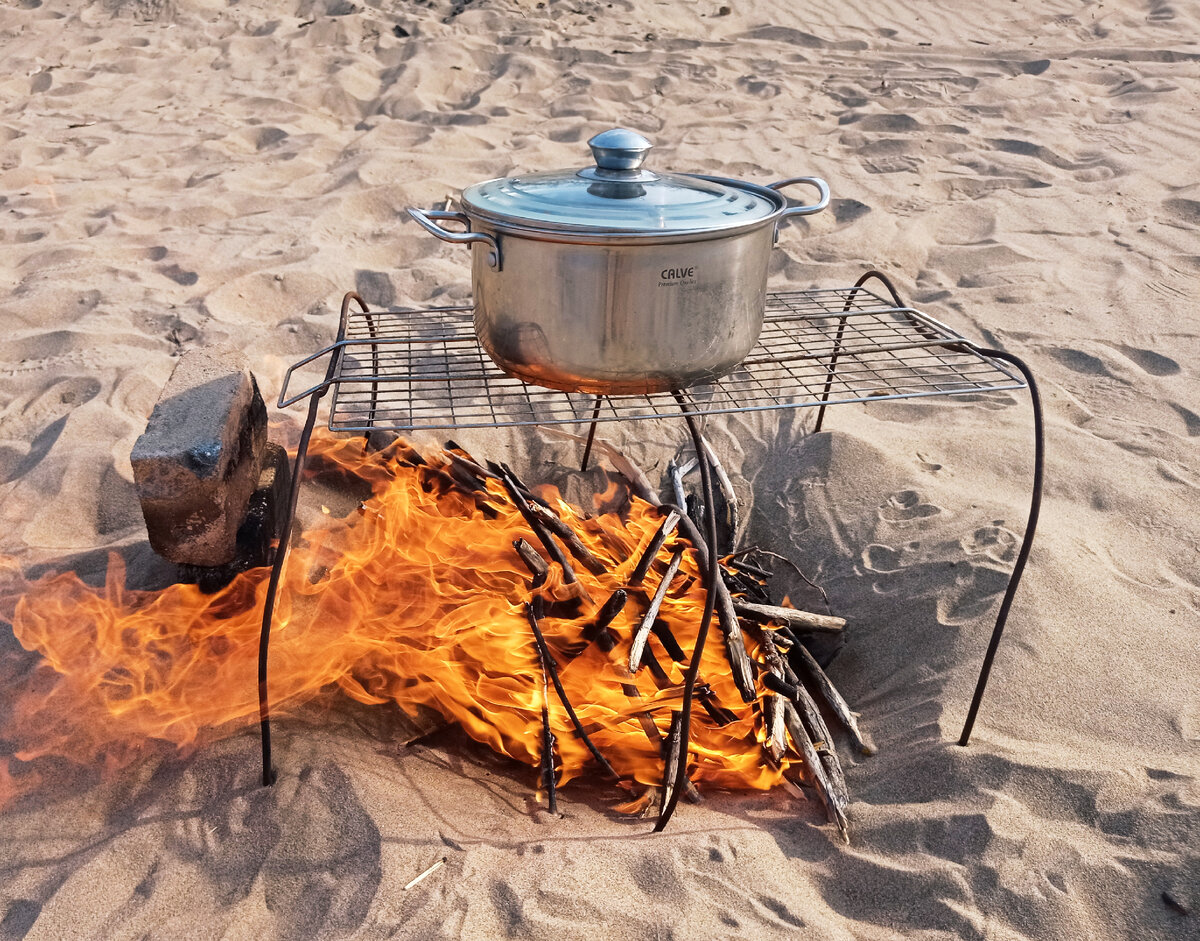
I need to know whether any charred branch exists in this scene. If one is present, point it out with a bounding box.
[529,602,559,815]
[513,538,549,588]
[650,620,686,662]
[629,509,681,587]
[541,708,558,815]
[660,710,683,808]
[695,684,738,727]
[527,501,609,576]
[581,589,626,654]
[495,465,582,590]
[639,645,673,689]
[527,601,619,781]
[714,574,758,704]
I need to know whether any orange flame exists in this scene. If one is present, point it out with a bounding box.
[0,433,794,807]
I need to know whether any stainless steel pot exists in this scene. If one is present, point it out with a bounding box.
[408,128,829,395]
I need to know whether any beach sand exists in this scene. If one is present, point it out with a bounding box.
[1,0,1198,938]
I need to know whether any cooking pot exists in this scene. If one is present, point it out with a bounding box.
[407,128,829,395]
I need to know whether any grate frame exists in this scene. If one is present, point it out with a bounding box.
[277,286,1026,432]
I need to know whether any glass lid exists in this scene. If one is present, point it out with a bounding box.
[460,128,780,234]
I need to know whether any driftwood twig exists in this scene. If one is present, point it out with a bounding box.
[629,547,684,672]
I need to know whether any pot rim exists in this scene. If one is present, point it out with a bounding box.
[460,174,791,243]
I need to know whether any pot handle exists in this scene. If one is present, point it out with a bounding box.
[767,177,830,218]
[407,207,501,270]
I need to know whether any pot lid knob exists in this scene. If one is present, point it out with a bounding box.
[588,128,652,171]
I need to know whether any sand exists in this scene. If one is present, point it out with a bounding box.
[2,0,1198,938]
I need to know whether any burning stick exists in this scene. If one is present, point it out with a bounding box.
[528,603,559,815]
[628,509,681,587]
[764,693,787,762]
[527,501,609,576]
[603,661,702,804]
[724,568,772,606]
[782,698,849,842]
[629,547,684,672]
[660,710,683,808]
[755,628,850,807]
[791,642,874,756]
[652,500,756,704]
[527,602,620,781]
[734,601,846,634]
[513,538,549,588]
[713,574,759,704]
[581,589,626,653]
[495,465,584,595]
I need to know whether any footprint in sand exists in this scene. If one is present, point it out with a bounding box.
[1168,403,1200,437]
[961,524,1018,565]
[0,375,102,483]
[879,489,943,524]
[1105,343,1181,377]
[1046,346,1113,378]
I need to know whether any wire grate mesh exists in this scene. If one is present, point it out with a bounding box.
[278,286,1025,432]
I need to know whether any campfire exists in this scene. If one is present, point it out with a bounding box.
[1,432,867,840]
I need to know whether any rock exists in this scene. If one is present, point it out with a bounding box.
[176,441,292,593]
[131,347,268,566]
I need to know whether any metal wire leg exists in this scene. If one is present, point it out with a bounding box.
[259,290,365,786]
[579,396,604,472]
[258,389,326,785]
[653,391,720,833]
[813,269,903,434]
[364,310,380,442]
[957,348,1043,745]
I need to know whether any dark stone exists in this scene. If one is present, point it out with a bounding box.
[131,348,268,566]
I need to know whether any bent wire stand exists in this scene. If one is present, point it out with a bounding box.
[261,274,1043,823]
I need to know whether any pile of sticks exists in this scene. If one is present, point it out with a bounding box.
[368,435,870,841]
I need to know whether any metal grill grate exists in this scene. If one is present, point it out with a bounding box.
[277,286,1026,431]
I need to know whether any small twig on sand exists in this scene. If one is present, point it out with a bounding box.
[734,601,846,634]
[745,548,832,614]
[404,857,447,891]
